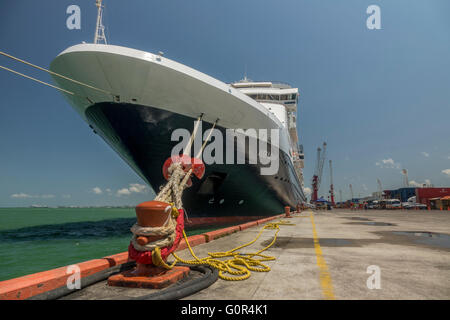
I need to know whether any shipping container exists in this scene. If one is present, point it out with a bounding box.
[383,190,393,198]
[391,188,416,202]
[416,188,450,205]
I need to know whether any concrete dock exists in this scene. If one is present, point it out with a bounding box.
[176,209,449,300]
[51,209,450,300]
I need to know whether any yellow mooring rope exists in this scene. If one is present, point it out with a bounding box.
[171,220,294,281]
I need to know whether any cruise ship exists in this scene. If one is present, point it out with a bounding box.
[50,1,306,226]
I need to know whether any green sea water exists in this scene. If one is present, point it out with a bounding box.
[0,207,224,281]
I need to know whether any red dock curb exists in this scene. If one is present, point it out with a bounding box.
[238,221,259,231]
[176,234,206,251]
[203,226,240,242]
[0,258,112,300]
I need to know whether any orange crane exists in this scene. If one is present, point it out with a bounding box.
[311,142,327,202]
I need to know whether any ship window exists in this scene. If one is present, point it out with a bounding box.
[291,94,296,100]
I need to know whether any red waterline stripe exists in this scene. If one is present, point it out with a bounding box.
[0,212,292,300]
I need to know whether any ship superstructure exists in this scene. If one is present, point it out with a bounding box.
[231,80,305,187]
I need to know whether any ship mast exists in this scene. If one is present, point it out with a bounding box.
[94,0,107,44]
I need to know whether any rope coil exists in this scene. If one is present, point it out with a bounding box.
[172,220,294,281]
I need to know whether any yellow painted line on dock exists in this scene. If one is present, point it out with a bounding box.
[308,211,336,300]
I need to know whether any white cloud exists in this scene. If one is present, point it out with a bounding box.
[442,169,450,178]
[128,184,147,193]
[116,188,132,196]
[421,152,429,158]
[116,183,148,197]
[409,179,432,187]
[303,187,312,196]
[10,193,55,199]
[41,194,55,199]
[92,187,103,194]
[409,180,422,187]
[11,193,33,198]
[375,158,400,169]
[62,194,71,199]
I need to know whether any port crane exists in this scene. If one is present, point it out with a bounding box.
[311,142,327,202]
[401,169,409,187]
[377,178,383,200]
[329,160,335,206]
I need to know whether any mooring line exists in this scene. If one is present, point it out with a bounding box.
[0,50,114,96]
[308,210,335,300]
[0,64,75,95]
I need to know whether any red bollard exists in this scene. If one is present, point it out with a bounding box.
[108,201,189,289]
[285,206,291,218]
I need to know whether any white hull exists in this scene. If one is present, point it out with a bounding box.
[50,44,292,156]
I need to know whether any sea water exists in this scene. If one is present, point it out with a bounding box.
[0,207,220,281]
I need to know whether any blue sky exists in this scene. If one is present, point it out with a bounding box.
[1,0,449,207]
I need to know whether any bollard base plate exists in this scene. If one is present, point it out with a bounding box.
[107,266,190,289]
